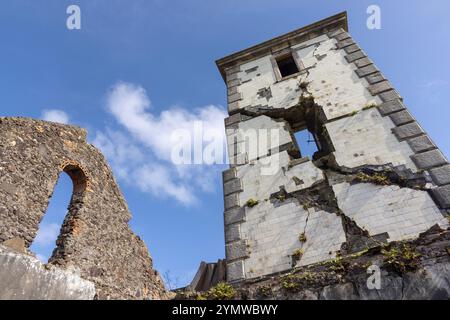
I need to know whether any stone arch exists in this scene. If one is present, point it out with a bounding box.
[44,161,89,264]
[0,117,167,299]
[61,160,89,197]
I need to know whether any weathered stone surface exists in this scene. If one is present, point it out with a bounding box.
[0,117,166,300]
[228,92,242,103]
[432,185,450,208]
[402,264,450,299]
[344,44,360,54]
[229,153,247,167]
[189,260,226,292]
[228,101,240,113]
[355,272,403,300]
[334,32,350,41]
[0,182,17,195]
[224,193,239,210]
[171,227,450,300]
[228,86,238,96]
[0,245,95,300]
[378,99,406,115]
[345,50,366,63]
[333,182,448,242]
[353,57,372,68]
[389,110,414,126]
[223,178,243,196]
[356,64,378,77]
[327,28,345,38]
[336,38,355,49]
[411,149,447,170]
[365,72,385,85]
[224,207,245,225]
[226,260,245,282]
[226,72,239,82]
[225,224,241,243]
[226,65,241,74]
[378,90,402,102]
[430,165,450,186]
[222,167,237,183]
[2,237,27,254]
[368,80,392,95]
[407,135,436,153]
[227,78,241,88]
[393,122,424,140]
[224,113,250,127]
[226,240,249,261]
[319,283,358,300]
[236,152,325,207]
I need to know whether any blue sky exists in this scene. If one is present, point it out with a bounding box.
[2,0,450,288]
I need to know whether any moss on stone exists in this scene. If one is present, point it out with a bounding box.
[208,282,236,300]
[362,103,377,110]
[246,198,259,208]
[299,233,307,243]
[281,271,328,292]
[292,248,304,261]
[382,244,421,273]
[257,285,273,297]
[354,172,390,186]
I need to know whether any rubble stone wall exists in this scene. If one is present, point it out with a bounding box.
[0,117,166,299]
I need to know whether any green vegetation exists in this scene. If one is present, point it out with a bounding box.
[196,282,236,300]
[328,257,346,272]
[292,248,304,261]
[349,248,369,259]
[299,232,307,243]
[382,244,421,273]
[257,285,273,297]
[246,198,259,208]
[281,272,325,292]
[362,103,378,110]
[354,172,390,186]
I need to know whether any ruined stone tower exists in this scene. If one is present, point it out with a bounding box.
[216,12,450,283]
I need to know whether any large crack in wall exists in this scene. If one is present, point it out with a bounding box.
[222,53,449,281]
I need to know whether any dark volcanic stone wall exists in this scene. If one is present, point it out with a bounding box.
[0,117,166,300]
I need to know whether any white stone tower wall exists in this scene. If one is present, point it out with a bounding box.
[218,13,450,282]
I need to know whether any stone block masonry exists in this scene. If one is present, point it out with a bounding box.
[216,12,450,283]
[0,245,95,300]
[0,117,167,300]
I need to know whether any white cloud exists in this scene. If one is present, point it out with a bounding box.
[418,80,449,89]
[417,79,450,104]
[33,222,60,247]
[106,82,226,162]
[41,109,70,124]
[93,81,228,205]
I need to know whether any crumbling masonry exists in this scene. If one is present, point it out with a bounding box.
[0,118,166,299]
[2,11,450,301]
[216,12,450,284]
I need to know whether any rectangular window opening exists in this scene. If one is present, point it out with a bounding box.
[276,54,299,78]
